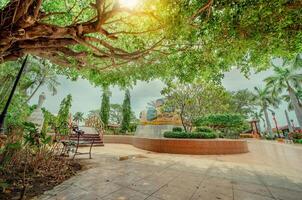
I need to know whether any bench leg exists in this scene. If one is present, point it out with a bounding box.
[89,139,94,159]
[73,143,79,160]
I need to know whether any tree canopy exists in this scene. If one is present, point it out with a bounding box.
[0,0,301,86]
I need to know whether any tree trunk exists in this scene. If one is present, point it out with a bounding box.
[285,110,294,132]
[263,106,273,136]
[288,86,302,129]
[26,75,45,102]
[179,109,187,132]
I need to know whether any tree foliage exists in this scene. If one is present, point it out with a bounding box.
[252,87,279,136]
[195,113,249,137]
[229,89,257,118]
[100,87,111,128]
[73,112,84,125]
[56,94,72,135]
[121,89,131,132]
[264,54,302,128]
[0,0,300,86]
[161,80,232,131]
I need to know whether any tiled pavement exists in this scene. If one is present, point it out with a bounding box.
[37,140,302,200]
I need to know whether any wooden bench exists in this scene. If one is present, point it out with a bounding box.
[61,126,95,159]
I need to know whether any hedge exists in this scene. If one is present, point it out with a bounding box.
[163,131,217,139]
[172,127,182,132]
[195,126,213,133]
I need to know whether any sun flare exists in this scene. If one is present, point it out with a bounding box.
[119,0,139,9]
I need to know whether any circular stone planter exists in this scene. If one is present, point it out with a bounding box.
[103,135,248,155]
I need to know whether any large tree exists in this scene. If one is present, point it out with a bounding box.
[0,0,300,86]
[265,54,302,128]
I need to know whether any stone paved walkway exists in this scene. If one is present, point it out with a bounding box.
[37,140,302,200]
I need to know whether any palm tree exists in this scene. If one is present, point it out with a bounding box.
[264,54,302,129]
[73,112,84,125]
[253,87,280,136]
[282,89,302,112]
[251,111,265,133]
[26,57,59,102]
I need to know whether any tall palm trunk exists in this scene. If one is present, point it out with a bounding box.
[26,75,46,102]
[263,106,273,136]
[285,110,293,132]
[287,86,302,129]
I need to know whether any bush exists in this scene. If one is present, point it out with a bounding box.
[195,126,213,132]
[172,127,182,132]
[291,132,302,139]
[294,139,302,144]
[265,135,275,140]
[163,131,217,139]
[195,113,248,134]
[128,123,138,132]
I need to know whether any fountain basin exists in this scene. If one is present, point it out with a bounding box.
[103,135,248,155]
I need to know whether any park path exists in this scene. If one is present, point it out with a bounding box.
[37,140,302,200]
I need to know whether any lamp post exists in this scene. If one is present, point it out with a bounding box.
[0,56,28,134]
[291,119,295,132]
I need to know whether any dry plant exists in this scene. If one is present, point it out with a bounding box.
[0,136,80,200]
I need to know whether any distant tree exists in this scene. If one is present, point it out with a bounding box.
[250,110,266,133]
[100,87,111,128]
[121,89,131,133]
[110,103,137,125]
[253,87,279,136]
[230,89,257,118]
[110,104,123,125]
[56,94,72,135]
[162,81,232,132]
[73,112,84,125]
[265,54,302,128]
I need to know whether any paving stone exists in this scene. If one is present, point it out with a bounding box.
[152,174,202,200]
[36,141,302,200]
[234,190,275,200]
[233,181,273,198]
[268,186,302,200]
[191,184,233,200]
[101,188,148,200]
[145,196,162,200]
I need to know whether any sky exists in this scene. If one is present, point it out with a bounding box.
[29,68,298,128]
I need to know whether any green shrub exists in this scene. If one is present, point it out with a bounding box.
[265,135,275,140]
[194,113,248,134]
[128,123,138,132]
[294,139,302,144]
[195,126,213,133]
[163,131,217,139]
[172,127,182,132]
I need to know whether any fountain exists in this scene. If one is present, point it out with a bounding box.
[135,98,182,138]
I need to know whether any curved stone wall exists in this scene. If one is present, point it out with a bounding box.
[103,135,248,155]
